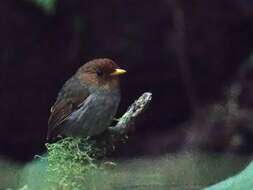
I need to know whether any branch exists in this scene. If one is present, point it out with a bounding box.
[108,92,152,135]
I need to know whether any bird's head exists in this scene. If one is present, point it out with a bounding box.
[76,58,126,92]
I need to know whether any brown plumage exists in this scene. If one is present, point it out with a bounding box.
[47,58,126,140]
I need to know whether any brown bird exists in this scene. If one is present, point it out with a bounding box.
[47,58,126,140]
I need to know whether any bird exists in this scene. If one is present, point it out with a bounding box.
[47,58,126,140]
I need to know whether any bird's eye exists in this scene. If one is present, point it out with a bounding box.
[96,69,103,76]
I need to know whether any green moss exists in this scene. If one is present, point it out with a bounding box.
[19,135,123,190]
[45,137,107,190]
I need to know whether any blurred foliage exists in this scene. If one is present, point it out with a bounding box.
[0,158,21,189]
[28,0,57,14]
[0,137,251,190]
[204,160,253,190]
[17,150,251,190]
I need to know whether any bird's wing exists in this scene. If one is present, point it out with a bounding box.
[47,76,89,139]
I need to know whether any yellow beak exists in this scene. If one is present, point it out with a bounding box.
[110,68,127,76]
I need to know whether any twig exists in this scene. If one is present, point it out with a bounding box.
[108,92,152,135]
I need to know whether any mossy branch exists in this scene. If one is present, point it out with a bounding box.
[19,92,152,190]
[108,92,152,135]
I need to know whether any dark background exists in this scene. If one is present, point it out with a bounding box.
[1,0,253,162]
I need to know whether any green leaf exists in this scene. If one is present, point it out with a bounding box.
[204,161,253,190]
